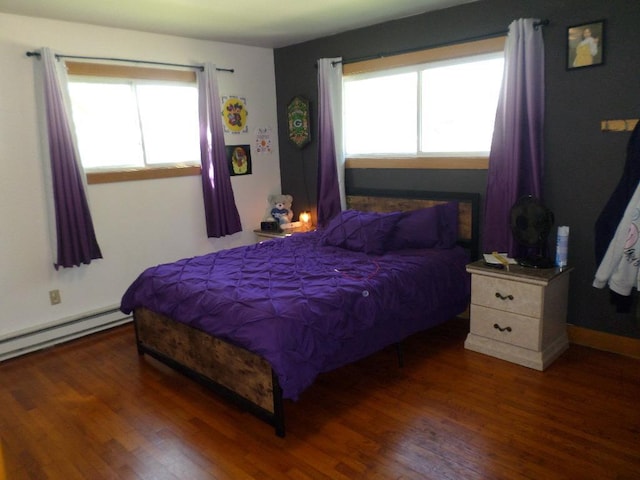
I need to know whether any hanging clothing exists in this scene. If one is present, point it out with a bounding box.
[593,179,640,297]
[594,120,640,265]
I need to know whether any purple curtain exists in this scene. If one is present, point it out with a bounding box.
[316,58,345,228]
[482,19,545,257]
[40,48,102,269]
[197,63,242,237]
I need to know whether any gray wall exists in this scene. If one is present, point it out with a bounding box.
[274,0,640,339]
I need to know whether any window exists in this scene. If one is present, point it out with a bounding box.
[342,36,505,169]
[344,71,417,155]
[65,62,201,183]
[420,54,504,155]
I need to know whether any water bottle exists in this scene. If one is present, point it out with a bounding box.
[555,226,569,268]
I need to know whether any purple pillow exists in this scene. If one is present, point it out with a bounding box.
[320,210,401,254]
[389,202,459,250]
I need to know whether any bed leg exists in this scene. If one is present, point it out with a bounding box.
[396,342,404,368]
[132,317,145,355]
[272,371,286,437]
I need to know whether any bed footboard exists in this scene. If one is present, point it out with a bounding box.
[133,307,285,437]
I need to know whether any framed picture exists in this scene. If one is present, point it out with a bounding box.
[567,20,604,70]
[221,96,248,133]
[226,145,252,176]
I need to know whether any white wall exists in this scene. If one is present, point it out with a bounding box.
[0,13,282,339]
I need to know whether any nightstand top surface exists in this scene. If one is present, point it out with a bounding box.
[253,227,312,238]
[466,259,572,284]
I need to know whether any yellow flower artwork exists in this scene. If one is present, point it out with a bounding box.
[221,96,248,133]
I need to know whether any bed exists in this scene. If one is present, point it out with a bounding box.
[120,188,480,436]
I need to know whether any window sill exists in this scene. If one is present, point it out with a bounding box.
[86,165,201,184]
[345,156,489,170]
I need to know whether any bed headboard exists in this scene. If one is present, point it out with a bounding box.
[346,188,480,261]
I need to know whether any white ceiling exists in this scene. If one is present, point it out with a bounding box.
[0,0,477,48]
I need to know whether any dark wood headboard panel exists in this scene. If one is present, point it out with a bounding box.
[346,188,480,261]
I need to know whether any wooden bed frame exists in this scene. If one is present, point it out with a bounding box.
[134,188,480,437]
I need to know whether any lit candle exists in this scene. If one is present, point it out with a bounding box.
[299,211,311,230]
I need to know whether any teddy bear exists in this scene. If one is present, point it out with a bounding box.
[264,194,294,226]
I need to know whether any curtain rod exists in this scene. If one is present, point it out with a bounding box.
[333,19,549,66]
[25,51,234,73]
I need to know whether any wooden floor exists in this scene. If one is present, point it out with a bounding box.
[1,319,638,480]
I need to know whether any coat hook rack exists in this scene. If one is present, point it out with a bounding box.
[601,119,639,132]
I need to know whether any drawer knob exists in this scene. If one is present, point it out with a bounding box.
[495,292,514,301]
[493,323,512,332]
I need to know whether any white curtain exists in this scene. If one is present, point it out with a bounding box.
[39,47,102,268]
[197,63,242,237]
[316,57,345,227]
[482,19,545,257]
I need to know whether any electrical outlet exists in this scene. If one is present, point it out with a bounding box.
[49,289,61,305]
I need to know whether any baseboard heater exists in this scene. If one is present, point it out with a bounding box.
[0,306,132,362]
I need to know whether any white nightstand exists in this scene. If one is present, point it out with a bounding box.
[464,260,572,371]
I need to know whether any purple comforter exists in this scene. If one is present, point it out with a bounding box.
[121,231,470,399]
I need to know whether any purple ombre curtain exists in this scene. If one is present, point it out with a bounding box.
[197,63,242,237]
[40,48,102,269]
[316,57,345,228]
[482,19,545,257]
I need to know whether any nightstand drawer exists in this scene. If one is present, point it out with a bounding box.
[470,305,541,350]
[471,275,542,317]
